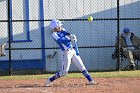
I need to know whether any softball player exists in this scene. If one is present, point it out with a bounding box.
[44,19,98,87]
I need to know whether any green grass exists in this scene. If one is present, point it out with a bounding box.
[90,70,140,78]
[0,70,140,80]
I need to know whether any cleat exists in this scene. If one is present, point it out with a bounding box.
[44,78,51,87]
[86,81,98,85]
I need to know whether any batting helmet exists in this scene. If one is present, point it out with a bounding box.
[50,19,63,29]
[123,28,130,33]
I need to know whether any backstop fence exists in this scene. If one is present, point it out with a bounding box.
[0,0,140,75]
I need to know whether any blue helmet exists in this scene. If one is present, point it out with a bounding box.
[123,28,130,33]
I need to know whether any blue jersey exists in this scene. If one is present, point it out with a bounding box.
[52,30,72,51]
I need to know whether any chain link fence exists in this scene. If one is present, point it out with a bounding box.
[0,0,140,75]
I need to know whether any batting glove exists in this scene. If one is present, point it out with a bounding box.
[70,34,77,42]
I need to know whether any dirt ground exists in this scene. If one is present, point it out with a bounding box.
[0,78,140,93]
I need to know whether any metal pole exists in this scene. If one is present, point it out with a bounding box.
[8,0,12,75]
[116,0,121,71]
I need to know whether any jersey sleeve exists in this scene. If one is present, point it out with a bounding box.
[63,31,70,36]
[52,32,71,44]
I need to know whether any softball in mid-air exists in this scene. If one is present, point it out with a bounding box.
[87,16,93,22]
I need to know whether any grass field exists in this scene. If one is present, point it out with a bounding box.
[0,70,140,80]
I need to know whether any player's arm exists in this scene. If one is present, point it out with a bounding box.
[62,30,71,36]
[67,33,79,55]
[134,35,140,49]
[52,33,71,44]
[62,29,77,41]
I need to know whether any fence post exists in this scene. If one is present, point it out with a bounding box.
[8,0,12,75]
[116,0,121,71]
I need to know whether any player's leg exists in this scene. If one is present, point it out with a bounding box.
[72,51,98,85]
[2,43,6,56]
[45,51,72,86]
[124,50,135,69]
[47,53,71,82]
[131,50,140,59]
[0,43,6,57]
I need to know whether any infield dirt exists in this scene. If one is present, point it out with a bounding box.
[0,77,140,93]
